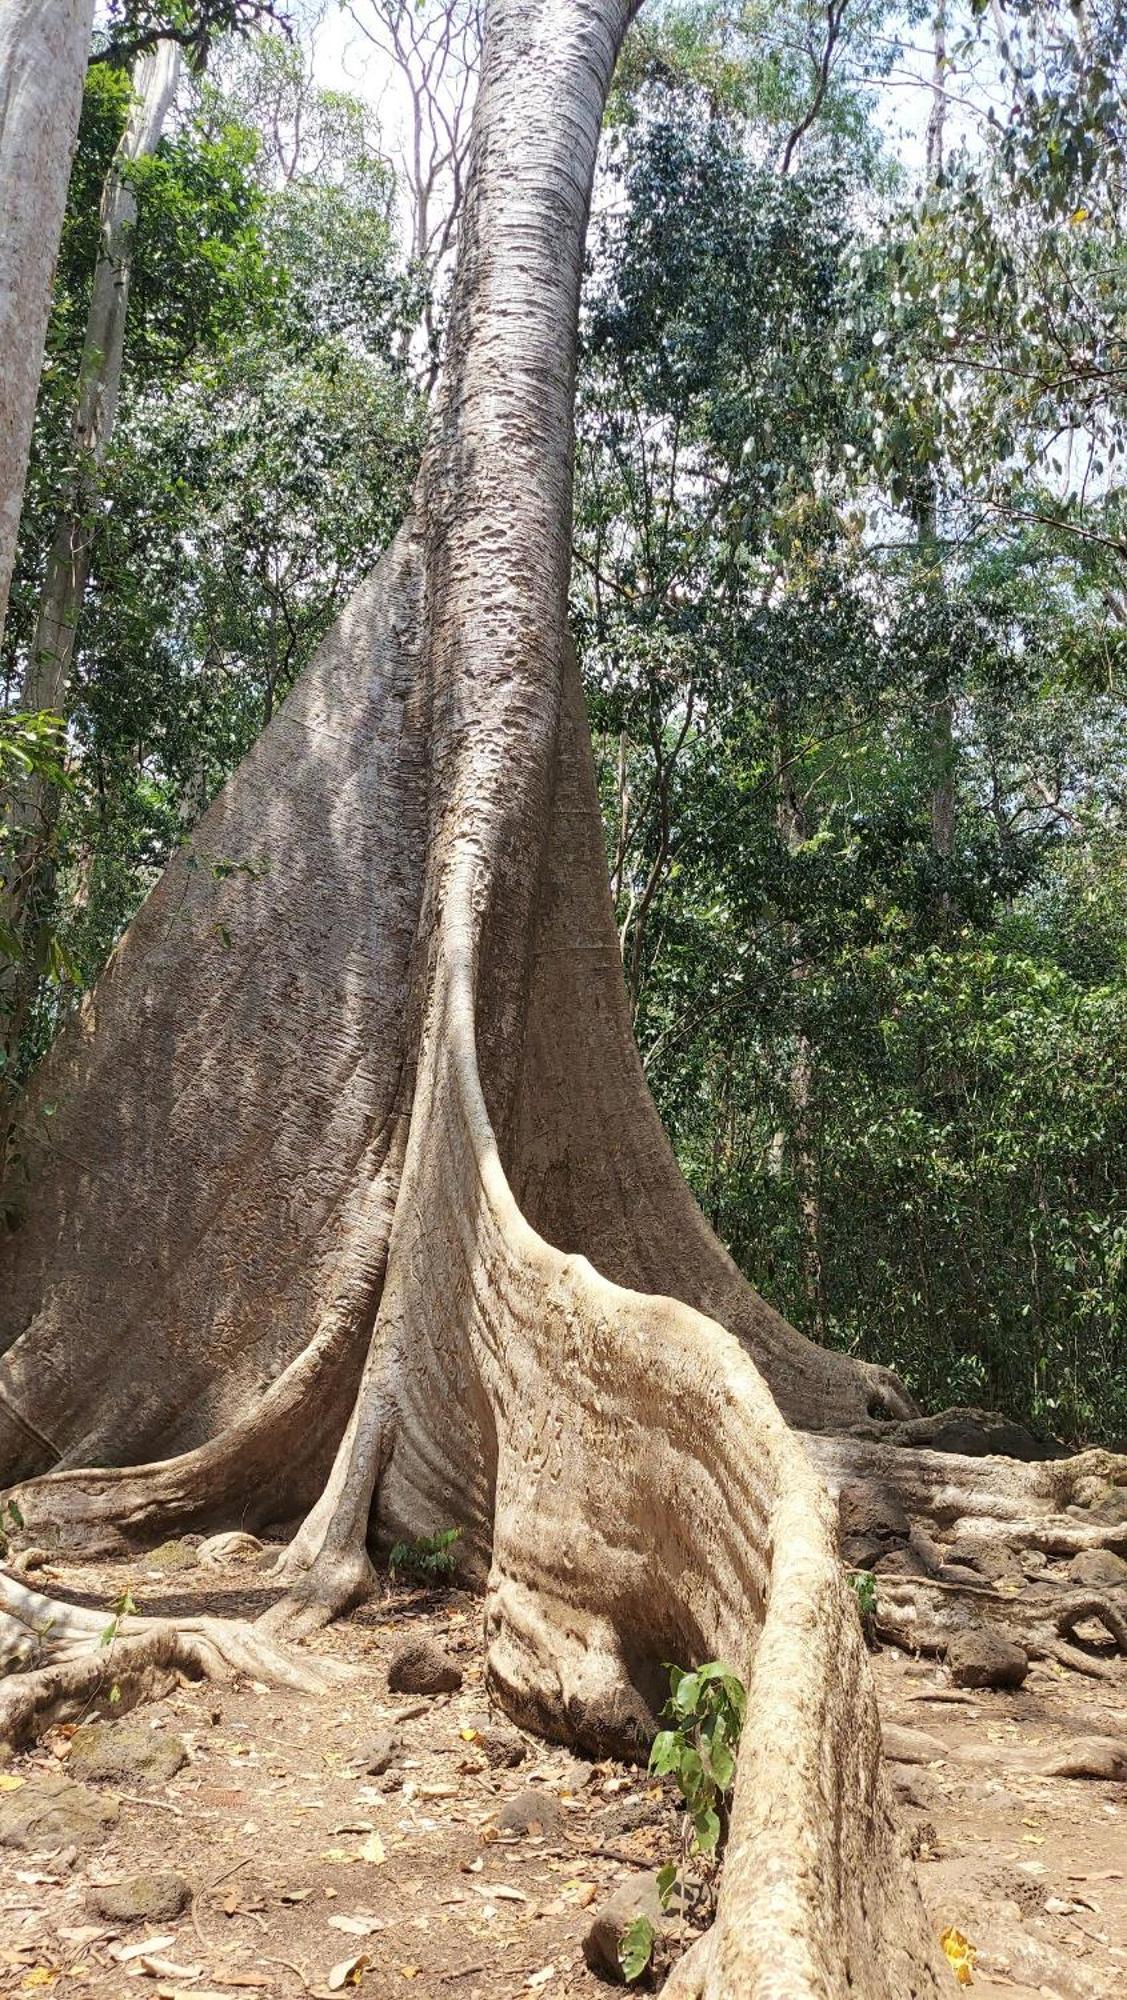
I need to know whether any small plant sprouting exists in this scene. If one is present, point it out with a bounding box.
[0,1496,24,1559]
[100,1587,139,1648]
[850,1570,877,1619]
[649,1660,746,1859]
[388,1526,462,1587]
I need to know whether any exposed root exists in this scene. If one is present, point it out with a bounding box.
[871,1570,1127,1679]
[0,1568,348,1747]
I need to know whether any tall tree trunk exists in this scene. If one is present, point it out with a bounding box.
[0,0,95,652]
[921,0,956,898]
[0,40,179,1088]
[1,0,1122,1989]
[771,695,825,1340]
[21,39,180,724]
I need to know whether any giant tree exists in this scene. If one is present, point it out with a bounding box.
[1,1,1125,1993]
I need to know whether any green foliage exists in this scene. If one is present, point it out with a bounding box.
[576,8,1127,1446]
[649,1661,746,1857]
[850,1571,877,1618]
[0,1497,25,1560]
[388,1527,462,1586]
[618,1914,656,1983]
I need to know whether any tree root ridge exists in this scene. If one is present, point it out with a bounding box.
[872,1571,1127,1678]
[0,1568,347,1745]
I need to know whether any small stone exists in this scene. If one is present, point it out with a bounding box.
[1067,1548,1127,1589]
[141,1539,198,1575]
[0,1775,119,1851]
[1044,1736,1127,1782]
[582,1872,685,1979]
[495,1787,563,1839]
[598,1793,657,1836]
[386,1638,462,1696]
[881,1723,946,1765]
[872,1546,930,1579]
[946,1629,1029,1691]
[943,1540,1024,1584]
[839,1483,910,1569]
[360,1728,402,1776]
[479,1725,526,1769]
[556,1755,595,1793]
[85,1871,191,1923]
[68,1721,188,1787]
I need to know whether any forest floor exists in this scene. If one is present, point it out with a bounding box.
[0,1545,1124,2000]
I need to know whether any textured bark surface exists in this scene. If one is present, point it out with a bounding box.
[0,0,95,648]
[2,1,1121,1993]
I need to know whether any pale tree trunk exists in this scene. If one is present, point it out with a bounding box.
[771,695,825,1340]
[0,41,180,1078]
[21,39,181,723]
[0,0,95,654]
[921,0,956,892]
[0,2,1123,1991]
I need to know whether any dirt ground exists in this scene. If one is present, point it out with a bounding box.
[1,1545,1124,2000]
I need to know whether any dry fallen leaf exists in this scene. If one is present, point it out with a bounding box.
[527,1971,556,1992]
[357,1832,385,1865]
[326,1954,368,1991]
[328,1918,384,1939]
[110,1936,177,1965]
[939,1927,976,1988]
[0,1774,26,1792]
[21,1972,58,1991]
[222,1978,271,1991]
[139,1955,204,1981]
[477,1885,528,1903]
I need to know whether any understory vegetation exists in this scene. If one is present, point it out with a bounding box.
[2,0,1125,1443]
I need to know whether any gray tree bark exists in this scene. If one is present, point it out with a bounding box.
[0,0,95,653]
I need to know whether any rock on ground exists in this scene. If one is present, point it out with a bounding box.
[946,1628,1029,1690]
[582,1871,691,1980]
[1067,1548,1127,1588]
[68,1720,188,1786]
[495,1787,564,1838]
[85,1870,191,1922]
[386,1637,463,1696]
[0,1774,119,1850]
[1044,1736,1127,1782]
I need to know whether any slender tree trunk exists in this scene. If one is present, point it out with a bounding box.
[771,695,825,1339]
[0,42,179,1092]
[0,0,95,654]
[21,40,180,723]
[921,1,956,899]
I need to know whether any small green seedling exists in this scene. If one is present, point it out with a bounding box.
[850,1570,877,1619]
[0,1497,24,1559]
[100,1587,139,1648]
[649,1660,746,1858]
[618,1913,656,1983]
[388,1526,462,1586]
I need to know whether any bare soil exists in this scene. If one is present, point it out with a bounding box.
[1,1547,1124,2000]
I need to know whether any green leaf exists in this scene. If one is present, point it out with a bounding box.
[655,1864,678,1910]
[618,1915,655,1983]
[692,1806,721,1855]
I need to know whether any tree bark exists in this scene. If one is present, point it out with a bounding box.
[0,0,95,653]
[2,1,1121,1991]
[20,39,181,729]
